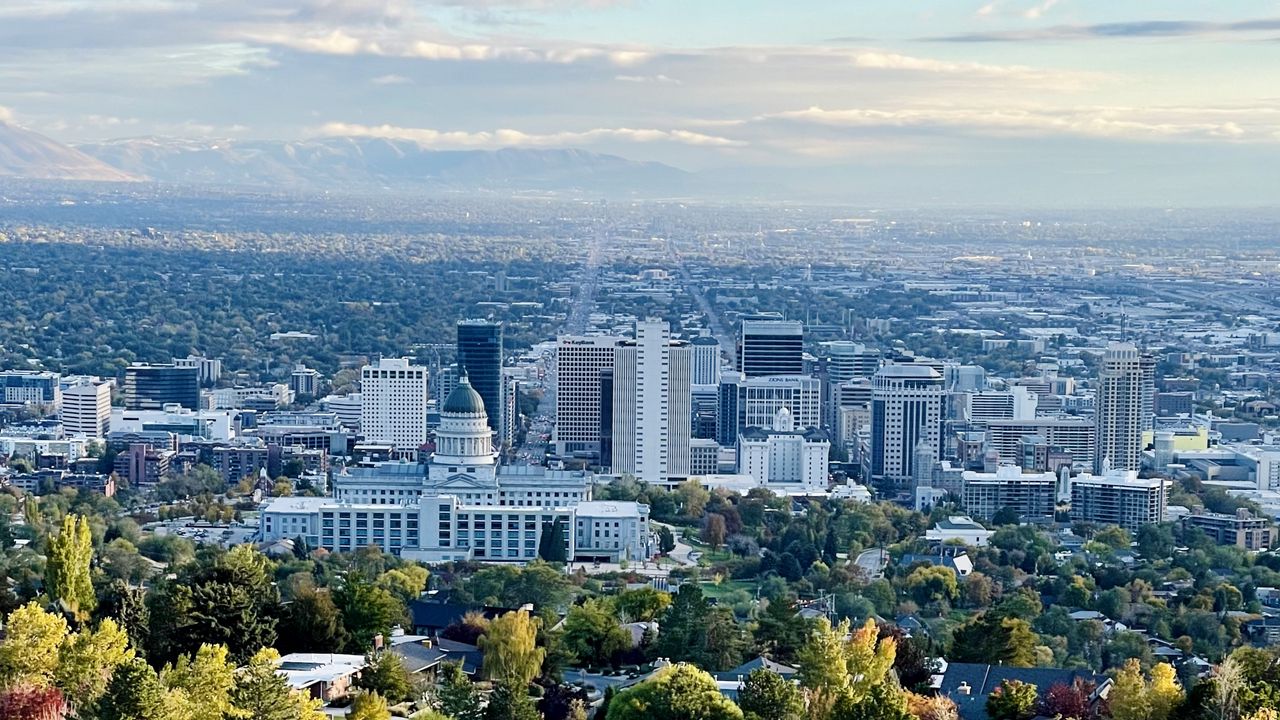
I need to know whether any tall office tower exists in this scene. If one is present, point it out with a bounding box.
[963,386,1038,423]
[690,384,720,440]
[717,371,822,446]
[945,364,987,392]
[1139,352,1157,431]
[737,317,804,377]
[868,363,944,492]
[611,320,691,479]
[61,377,113,438]
[691,335,722,385]
[457,320,504,441]
[360,358,429,457]
[174,355,222,386]
[125,363,200,410]
[555,335,622,457]
[824,341,880,383]
[1094,342,1146,473]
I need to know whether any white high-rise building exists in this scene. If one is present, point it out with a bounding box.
[61,377,113,439]
[174,355,222,386]
[868,363,944,491]
[360,358,429,457]
[823,341,881,383]
[554,335,621,457]
[717,372,822,446]
[690,335,722,386]
[1094,342,1146,473]
[964,386,1038,422]
[611,320,691,480]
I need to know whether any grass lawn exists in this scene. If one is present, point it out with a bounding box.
[697,579,757,600]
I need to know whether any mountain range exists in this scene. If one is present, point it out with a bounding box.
[0,122,692,195]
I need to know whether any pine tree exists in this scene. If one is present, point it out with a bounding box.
[98,657,169,720]
[45,514,97,621]
[437,662,483,720]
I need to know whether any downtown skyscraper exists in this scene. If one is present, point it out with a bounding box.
[611,320,691,480]
[457,319,504,442]
[1094,342,1152,473]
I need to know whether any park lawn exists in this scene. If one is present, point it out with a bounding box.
[698,579,757,600]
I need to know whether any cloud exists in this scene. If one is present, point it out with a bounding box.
[927,17,1280,42]
[614,74,680,84]
[1022,0,1060,20]
[762,105,1280,142]
[313,121,746,148]
[0,105,12,123]
[370,73,411,85]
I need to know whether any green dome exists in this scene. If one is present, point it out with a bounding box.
[443,377,487,415]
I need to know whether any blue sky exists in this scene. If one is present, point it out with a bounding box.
[1,0,1278,203]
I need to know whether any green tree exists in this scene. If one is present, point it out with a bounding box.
[45,514,96,620]
[161,643,238,720]
[333,574,405,654]
[349,691,392,720]
[0,603,69,687]
[797,618,897,720]
[738,668,804,720]
[484,680,542,720]
[675,480,711,518]
[613,587,671,622]
[904,565,959,607]
[149,545,280,664]
[752,599,811,664]
[658,526,677,555]
[950,614,1037,668]
[831,682,912,720]
[376,566,429,605]
[356,652,413,703]
[98,657,170,720]
[985,680,1038,720]
[538,518,568,563]
[54,617,134,705]
[277,584,347,654]
[479,610,545,687]
[437,662,483,720]
[563,599,631,668]
[607,663,744,720]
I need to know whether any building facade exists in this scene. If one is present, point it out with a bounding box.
[961,466,1058,522]
[737,318,803,377]
[125,364,200,411]
[1094,343,1148,473]
[1069,470,1169,533]
[554,335,620,457]
[360,358,430,458]
[457,320,504,443]
[61,378,112,438]
[736,408,830,490]
[868,364,944,492]
[610,321,690,480]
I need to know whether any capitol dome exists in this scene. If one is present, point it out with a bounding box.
[443,376,487,415]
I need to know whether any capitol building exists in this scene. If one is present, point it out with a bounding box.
[260,376,651,563]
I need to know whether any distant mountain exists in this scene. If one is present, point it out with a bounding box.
[74,136,692,194]
[0,122,140,182]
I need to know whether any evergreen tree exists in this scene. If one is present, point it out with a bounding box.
[658,526,676,555]
[356,652,413,703]
[484,680,542,720]
[437,662,483,720]
[98,657,169,720]
[229,648,324,720]
[333,574,405,654]
[738,668,804,720]
[45,514,96,621]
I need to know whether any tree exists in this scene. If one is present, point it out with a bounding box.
[563,599,630,668]
[149,545,280,664]
[97,657,169,720]
[349,691,392,720]
[607,663,744,720]
[1094,526,1132,551]
[54,618,133,706]
[658,526,677,555]
[1110,659,1184,720]
[229,648,324,720]
[45,514,96,621]
[738,668,804,720]
[356,651,413,703]
[675,480,711,518]
[161,643,238,720]
[484,680,542,720]
[0,685,68,720]
[950,614,1037,668]
[479,610,545,687]
[906,692,959,720]
[753,599,811,664]
[437,662,483,720]
[0,603,69,687]
[539,518,568,563]
[613,587,671,622]
[656,584,710,662]
[376,566,429,605]
[277,584,347,654]
[831,681,912,720]
[986,680,1038,720]
[904,565,959,607]
[333,574,405,654]
[99,580,150,653]
[1038,680,1099,720]
[992,506,1021,526]
[797,618,897,719]
[703,513,727,550]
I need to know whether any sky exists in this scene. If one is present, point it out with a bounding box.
[1,0,1279,204]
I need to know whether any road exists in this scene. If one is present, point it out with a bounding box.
[855,548,888,578]
[669,241,736,367]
